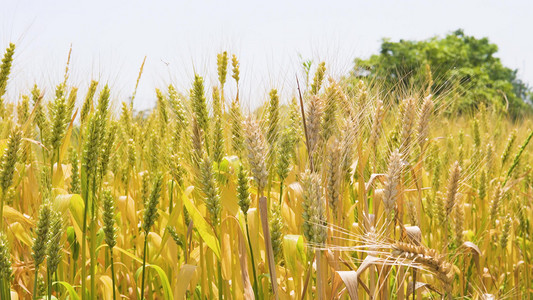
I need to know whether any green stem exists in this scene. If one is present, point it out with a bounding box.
[215,217,224,299]
[90,221,96,297]
[206,248,214,299]
[110,249,116,300]
[90,178,97,298]
[55,272,58,297]
[89,220,96,297]
[217,260,223,299]
[81,178,89,300]
[1,279,4,300]
[245,218,259,300]
[199,238,206,300]
[33,265,39,300]
[3,280,5,300]
[47,268,52,300]
[522,234,531,299]
[278,181,284,205]
[316,249,323,299]
[140,232,149,299]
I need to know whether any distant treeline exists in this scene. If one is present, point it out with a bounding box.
[349,29,531,118]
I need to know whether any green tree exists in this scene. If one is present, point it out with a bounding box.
[351,29,531,118]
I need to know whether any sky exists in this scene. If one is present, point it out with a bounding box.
[2,0,532,111]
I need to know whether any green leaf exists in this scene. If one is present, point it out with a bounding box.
[283,235,306,272]
[97,244,143,264]
[53,281,80,300]
[135,264,174,300]
[64,194,84,228]
[182,186,221,259]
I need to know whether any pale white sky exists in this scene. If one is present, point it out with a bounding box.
[2,0,532,111]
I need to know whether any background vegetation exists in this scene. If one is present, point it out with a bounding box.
[350,29,532,118]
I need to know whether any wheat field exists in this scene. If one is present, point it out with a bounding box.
[0,44,531,300]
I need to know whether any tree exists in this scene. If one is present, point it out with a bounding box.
[351,29,531,118]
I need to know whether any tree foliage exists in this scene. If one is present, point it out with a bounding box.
[351,29,531,118]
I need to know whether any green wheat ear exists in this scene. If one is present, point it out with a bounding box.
[0,126,22,194]
[102,190,117,249]
[81,80,98,125]
[166,226,184,249]
[32,84,50,143]
[66,87,78,119]
[168,84,188,133]
[287,97,302,155]
[325,139,341,218]
[230,98,244,157]
[276,129,293,184]
[200,155,221,227]
[321,81,339,143]
[505,130,533,185]
[96,85,111,120]
[18,96,33,163]
[190,74,209,149]
[46,211,63,276]
[39,166,52,200]
[501,129,517,167]
[190,117,205,168]
[32,202,52,269]
[500,214,511,250]
[82,114,101,183]
[217,51,228,89]
[99,121,118,180]
[156,88,169,135]
[16,95,30,126]
[48,83,68,156]
[236,165,251,216]
[140,171,151,206]
[211,87,225,164]
[0,232,12,278]
[267,89,280,146]
[0,232,13,300]
[142,173,163,233]
[269,200,284,264]
[69,148,81,194]
[0,43,16,117]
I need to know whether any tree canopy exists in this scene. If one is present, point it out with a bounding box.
[351,29,531,118]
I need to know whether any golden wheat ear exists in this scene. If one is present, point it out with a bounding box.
[243,116,268,196]
[391,242,454,298]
